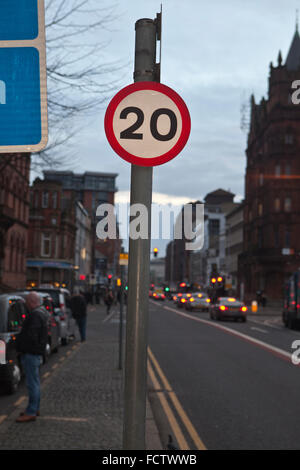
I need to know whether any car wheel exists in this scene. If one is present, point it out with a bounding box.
[61,336,69,346]
[5,364,21,395]
[241,317,247,323]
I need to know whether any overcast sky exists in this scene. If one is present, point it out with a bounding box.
[58,0,299,255]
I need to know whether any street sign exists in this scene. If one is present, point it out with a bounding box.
[104,81,191,166]
[0,0,48,153]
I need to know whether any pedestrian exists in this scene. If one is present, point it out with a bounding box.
[70,292,87,342]
[15,291,48,423]
[104,288,114,315]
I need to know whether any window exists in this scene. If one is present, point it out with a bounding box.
[7,300,26,333]
[274,227,279,248]
[285,164,291,176]
[258,203,263,216]
[41,233,51,257]
[259,173,264,186]
[52,191,58,209]
[284,197,292,212]
[275,164,281,178]
[274,198,280,212]
[285,134,294,145]
[42,191,49,208]
[285,229,291,248]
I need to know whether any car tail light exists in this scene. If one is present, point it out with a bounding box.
[190,298,195,302]
[161,294,165,299]
[181,298,186,303]
[219,305,228,311]
[178,293,182,297]
[173,296,177,301]
[240,306,247,312]
[206,299,211,303]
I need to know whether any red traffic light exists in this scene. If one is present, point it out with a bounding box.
[108,274,112,279]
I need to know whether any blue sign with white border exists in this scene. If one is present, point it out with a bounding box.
[0,0,48,153]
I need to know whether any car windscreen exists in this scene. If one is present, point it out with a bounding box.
[220,299,242,307]
[37,290,60,307]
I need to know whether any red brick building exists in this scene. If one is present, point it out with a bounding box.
[27,178,77,289]
[42,171,121,282]
[0,153,30,291]
[239,27,300,304]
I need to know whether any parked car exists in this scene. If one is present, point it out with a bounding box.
[152,290,166,301]
[30,288,76,344]
[282,269,300,329]
[185,292,211,311]
[210,297,247,322]
[0,294,27,394]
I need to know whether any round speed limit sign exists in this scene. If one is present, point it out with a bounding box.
[104,82,191,166]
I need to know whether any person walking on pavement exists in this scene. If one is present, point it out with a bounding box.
[70,292,87,342]
[104,288,114,315]
[15,291,48,423]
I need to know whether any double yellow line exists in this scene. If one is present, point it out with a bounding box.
[147,346,206,450]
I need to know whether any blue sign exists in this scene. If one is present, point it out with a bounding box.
[0,0,38,40]
[0,48,41,146]
[0,0,47,153]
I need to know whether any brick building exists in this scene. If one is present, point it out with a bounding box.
[43,171,120,281]
[239,26,300,304]
[0,153,30,291]
[27,178,77,289]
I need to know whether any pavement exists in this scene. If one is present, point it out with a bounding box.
[0,303,162,450]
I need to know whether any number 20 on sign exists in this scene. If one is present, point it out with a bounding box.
[104,82,191,167]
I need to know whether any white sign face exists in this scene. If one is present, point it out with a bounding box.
[105,82,191,167]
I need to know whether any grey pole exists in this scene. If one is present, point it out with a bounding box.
[118,263,124,370]
[123,18,158,450]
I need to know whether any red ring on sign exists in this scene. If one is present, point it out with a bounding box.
[104,82,191,167]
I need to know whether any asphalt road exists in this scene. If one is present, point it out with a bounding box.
[148,299,300,450]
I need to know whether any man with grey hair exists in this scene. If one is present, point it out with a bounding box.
[16,291,48,423]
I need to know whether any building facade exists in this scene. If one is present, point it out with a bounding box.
[27,178,77,289]
[239,27,300,304]
[0,153,30,291]
[225,203,244,295]
[43,171,120,282]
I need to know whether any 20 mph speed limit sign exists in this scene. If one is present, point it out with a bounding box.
[104,82,191,166]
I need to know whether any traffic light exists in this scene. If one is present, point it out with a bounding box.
[117,278,121,287]
[108,274,112,284]
[211,277,217,285]
[164,286,170,292]
[153,247,158,257]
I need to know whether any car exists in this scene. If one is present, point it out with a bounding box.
[30,288,76,344]
[185,292,211,311]
[209,297,247,322]
[152,290,166,301]
[282,269,300,329]
[0,294,27,394]
[176,293,193,308]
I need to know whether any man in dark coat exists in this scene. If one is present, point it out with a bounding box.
[16,292,48,423]
[70,292,87,342]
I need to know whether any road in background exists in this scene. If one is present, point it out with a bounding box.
[148,299,300,450]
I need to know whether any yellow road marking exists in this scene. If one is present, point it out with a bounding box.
[39,416,88,422]
[52,363,58,370]
[148,347,206,450]
[42,372,50,379]
[14,396,26,407]
[0,415,7,425]
[147,360,190,450]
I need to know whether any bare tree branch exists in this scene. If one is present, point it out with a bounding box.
[34,0,128,171]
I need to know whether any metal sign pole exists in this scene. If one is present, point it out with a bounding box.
[123,17,159,450]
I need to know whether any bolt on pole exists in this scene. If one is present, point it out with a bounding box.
[123,17,160,450]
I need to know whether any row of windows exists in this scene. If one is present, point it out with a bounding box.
[257,163,292,185]
[249,196,293,220]
[31,190,58,209]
